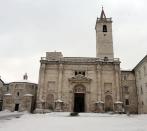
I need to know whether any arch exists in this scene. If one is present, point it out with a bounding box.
[105,95,113,112]
[74,85,86,93]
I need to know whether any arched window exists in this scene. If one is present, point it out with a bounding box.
[103,25,107,32]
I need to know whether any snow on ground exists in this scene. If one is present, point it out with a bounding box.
[0,110,24,120]
[0,112,147,131]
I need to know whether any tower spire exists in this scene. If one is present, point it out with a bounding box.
[100,6,106,20]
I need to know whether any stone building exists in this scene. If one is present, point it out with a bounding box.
[35,8,138,113]
[121,71,138,113]
[0,78,4,111]
[134,55,147,114]
[2,74,37,112]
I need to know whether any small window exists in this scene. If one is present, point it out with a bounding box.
[141,86,143,94]
[17,92,19,96]
[7,86,9,92]
[82,72,85,76]
[124,75,127,80]
[125,99,129,105]
[103,25,107,32]
[75,71,78,76]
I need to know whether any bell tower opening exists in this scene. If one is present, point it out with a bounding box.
[103,25,107,32]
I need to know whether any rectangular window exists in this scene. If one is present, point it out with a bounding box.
[75,71,85,76]
[141,86,143,95]
[125,99,129,105]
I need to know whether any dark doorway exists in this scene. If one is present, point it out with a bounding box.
[15,104,19,111]
[0,101,2,111]
[74,93,85,112]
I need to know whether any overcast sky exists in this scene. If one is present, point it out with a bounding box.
[0,0,147,83]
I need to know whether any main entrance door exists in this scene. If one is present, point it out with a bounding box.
[74,93,85,112]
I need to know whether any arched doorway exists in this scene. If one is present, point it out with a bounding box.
[105,95,113,112]
[73,85,86,112]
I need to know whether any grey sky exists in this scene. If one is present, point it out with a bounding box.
[0,0,147,82]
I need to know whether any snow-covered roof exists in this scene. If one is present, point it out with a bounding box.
[95,101,104,104]
[9,79,37,84]
[55,99,63,103]
[4,93,12,96]
[24,94,33,97]
[115,101,123,104]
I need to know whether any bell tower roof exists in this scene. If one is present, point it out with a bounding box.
[100,7,106,20]
[96,7,112,23]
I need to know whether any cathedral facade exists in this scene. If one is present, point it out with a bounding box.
[36,9,138,113]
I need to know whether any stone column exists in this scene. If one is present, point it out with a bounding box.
[115,64,121,101]
[114,64,123,112]
[97,64,102,101]
[37,63,46,109]
[58,63,63,100]
[96,64,104,113]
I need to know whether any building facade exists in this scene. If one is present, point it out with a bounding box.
[134,55,147,114]
[35,9,138,113]
[121,71,138,113]
[2,74,37,113]
[0,78,4,111]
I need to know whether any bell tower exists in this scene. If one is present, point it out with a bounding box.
[95,8,114,59]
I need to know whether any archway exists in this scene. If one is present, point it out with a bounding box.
[105,95,113,112]
[73,85,85,112]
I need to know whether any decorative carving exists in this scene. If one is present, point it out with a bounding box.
[69,74,91,83]
[74,85,86,93]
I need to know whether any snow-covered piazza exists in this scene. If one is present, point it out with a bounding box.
[0,111,147,131]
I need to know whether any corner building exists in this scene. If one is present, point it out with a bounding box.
[36,9,138,113]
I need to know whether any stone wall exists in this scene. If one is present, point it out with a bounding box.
[121,71,138,113]
[134,56,147,114]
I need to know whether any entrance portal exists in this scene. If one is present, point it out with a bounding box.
[105,95,113,112]
[74,93,85,112]
[15,104,19,111]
